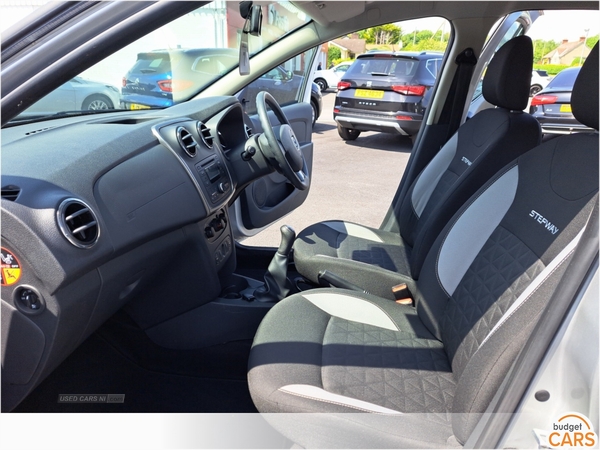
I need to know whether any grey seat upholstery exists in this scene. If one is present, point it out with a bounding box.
[294,36,541,298]
[248,45,599,448]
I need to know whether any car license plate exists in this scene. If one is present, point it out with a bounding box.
[354,89,384,99]
[130,103,151,110]
[560,104,572,113]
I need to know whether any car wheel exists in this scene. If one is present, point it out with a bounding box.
[315,78,327,92]
[337,124,361,141]
[310,100,318,128]
[529,84,542,97]
[82,95,113,110]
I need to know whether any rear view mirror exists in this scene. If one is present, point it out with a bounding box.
[246,5,263,36]
[238,2,263,76]
[239,1,252,19]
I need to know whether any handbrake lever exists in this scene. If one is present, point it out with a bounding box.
[317,270,370,294]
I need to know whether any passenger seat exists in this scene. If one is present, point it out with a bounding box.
[293,36,541,298]
[248,43,598,449]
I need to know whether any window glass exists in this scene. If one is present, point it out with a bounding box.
[334,65,349,74]
[345,57,419,77]
[13,1,311,120]
[425,58,443,78]
[546,68,580,89]
[242,16,453,247]
[239,48,317,115]
[469,9,597,112]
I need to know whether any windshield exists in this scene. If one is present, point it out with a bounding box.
[12,0,310,122]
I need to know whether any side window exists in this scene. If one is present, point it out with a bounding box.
[242,17,453,247]
[241,47,316,115]
[469,14,527,105]
[426,58,442,78]
[192,55,238,75]
[334,65,349,75]
[262,67,283,79]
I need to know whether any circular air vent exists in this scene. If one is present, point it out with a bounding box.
[197,122,213,149]
[57,198,100,249]
[176,126,198,157]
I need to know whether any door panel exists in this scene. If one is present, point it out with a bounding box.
[230,101,314,238]
[230,47,318,240]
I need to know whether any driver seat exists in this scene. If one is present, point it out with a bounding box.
[293,36,541,298]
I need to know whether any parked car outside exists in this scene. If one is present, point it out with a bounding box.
[1,2,598,449]
[121,48,239,109]
[333,51,443,140]
[238,65,322,126]
[312,61,352,91]
[309,81,322,126]
[529,66,595,134]
[20,77,120,117]
[530,68,551,96]
[123,50,321,125]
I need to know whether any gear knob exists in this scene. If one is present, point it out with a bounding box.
[277,225,296,256]
[254,224,296,302]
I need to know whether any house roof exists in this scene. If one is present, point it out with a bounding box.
[543,39,586,59]
[331,38,367,55]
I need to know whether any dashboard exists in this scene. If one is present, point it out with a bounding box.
[0,95,274,411]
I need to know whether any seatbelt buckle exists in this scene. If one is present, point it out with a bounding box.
[392,283,413,306]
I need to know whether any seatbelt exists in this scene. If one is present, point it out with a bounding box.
[439,47,478,141]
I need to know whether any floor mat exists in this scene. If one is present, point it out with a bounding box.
[14,311,257,413]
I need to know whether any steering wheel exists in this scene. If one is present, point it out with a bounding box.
[255,91,310,190]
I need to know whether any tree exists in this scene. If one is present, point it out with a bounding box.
[533,39,559,63]
[586,34,599,49]
[400,29,450,51]
[570,57,584,66]
[327,46,341,67]
[414,38,447,52]
[358,24,401,45]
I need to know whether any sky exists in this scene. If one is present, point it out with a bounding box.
[397,9,599,43]
[527,10,599,41]
[2,3,599,43]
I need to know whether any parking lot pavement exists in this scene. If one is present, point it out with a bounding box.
[242,91,413,247]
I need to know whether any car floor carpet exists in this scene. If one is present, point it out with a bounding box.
[14,310,256,413]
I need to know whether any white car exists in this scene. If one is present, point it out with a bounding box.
[530,69,551,96]
[312,61,353,91]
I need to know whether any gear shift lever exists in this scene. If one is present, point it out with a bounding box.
[254,225,296,302]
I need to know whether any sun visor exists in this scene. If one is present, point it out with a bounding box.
[292,1,366,26]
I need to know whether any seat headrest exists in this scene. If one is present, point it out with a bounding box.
[483,35,533,111]
[572,43,599,131]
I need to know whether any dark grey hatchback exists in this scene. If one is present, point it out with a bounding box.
[529,66,596,135]
[333,51,443,140]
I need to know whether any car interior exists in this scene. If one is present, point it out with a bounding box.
[1,1,598,448]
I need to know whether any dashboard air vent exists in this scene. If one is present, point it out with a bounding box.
[244,124,253,138]
[57,198,100,249]
[1,185,21,201]
[176,126,198,157]
[197,122,213,149]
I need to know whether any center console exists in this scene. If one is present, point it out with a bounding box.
[202,208,233,271]
[152,118,234,216]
